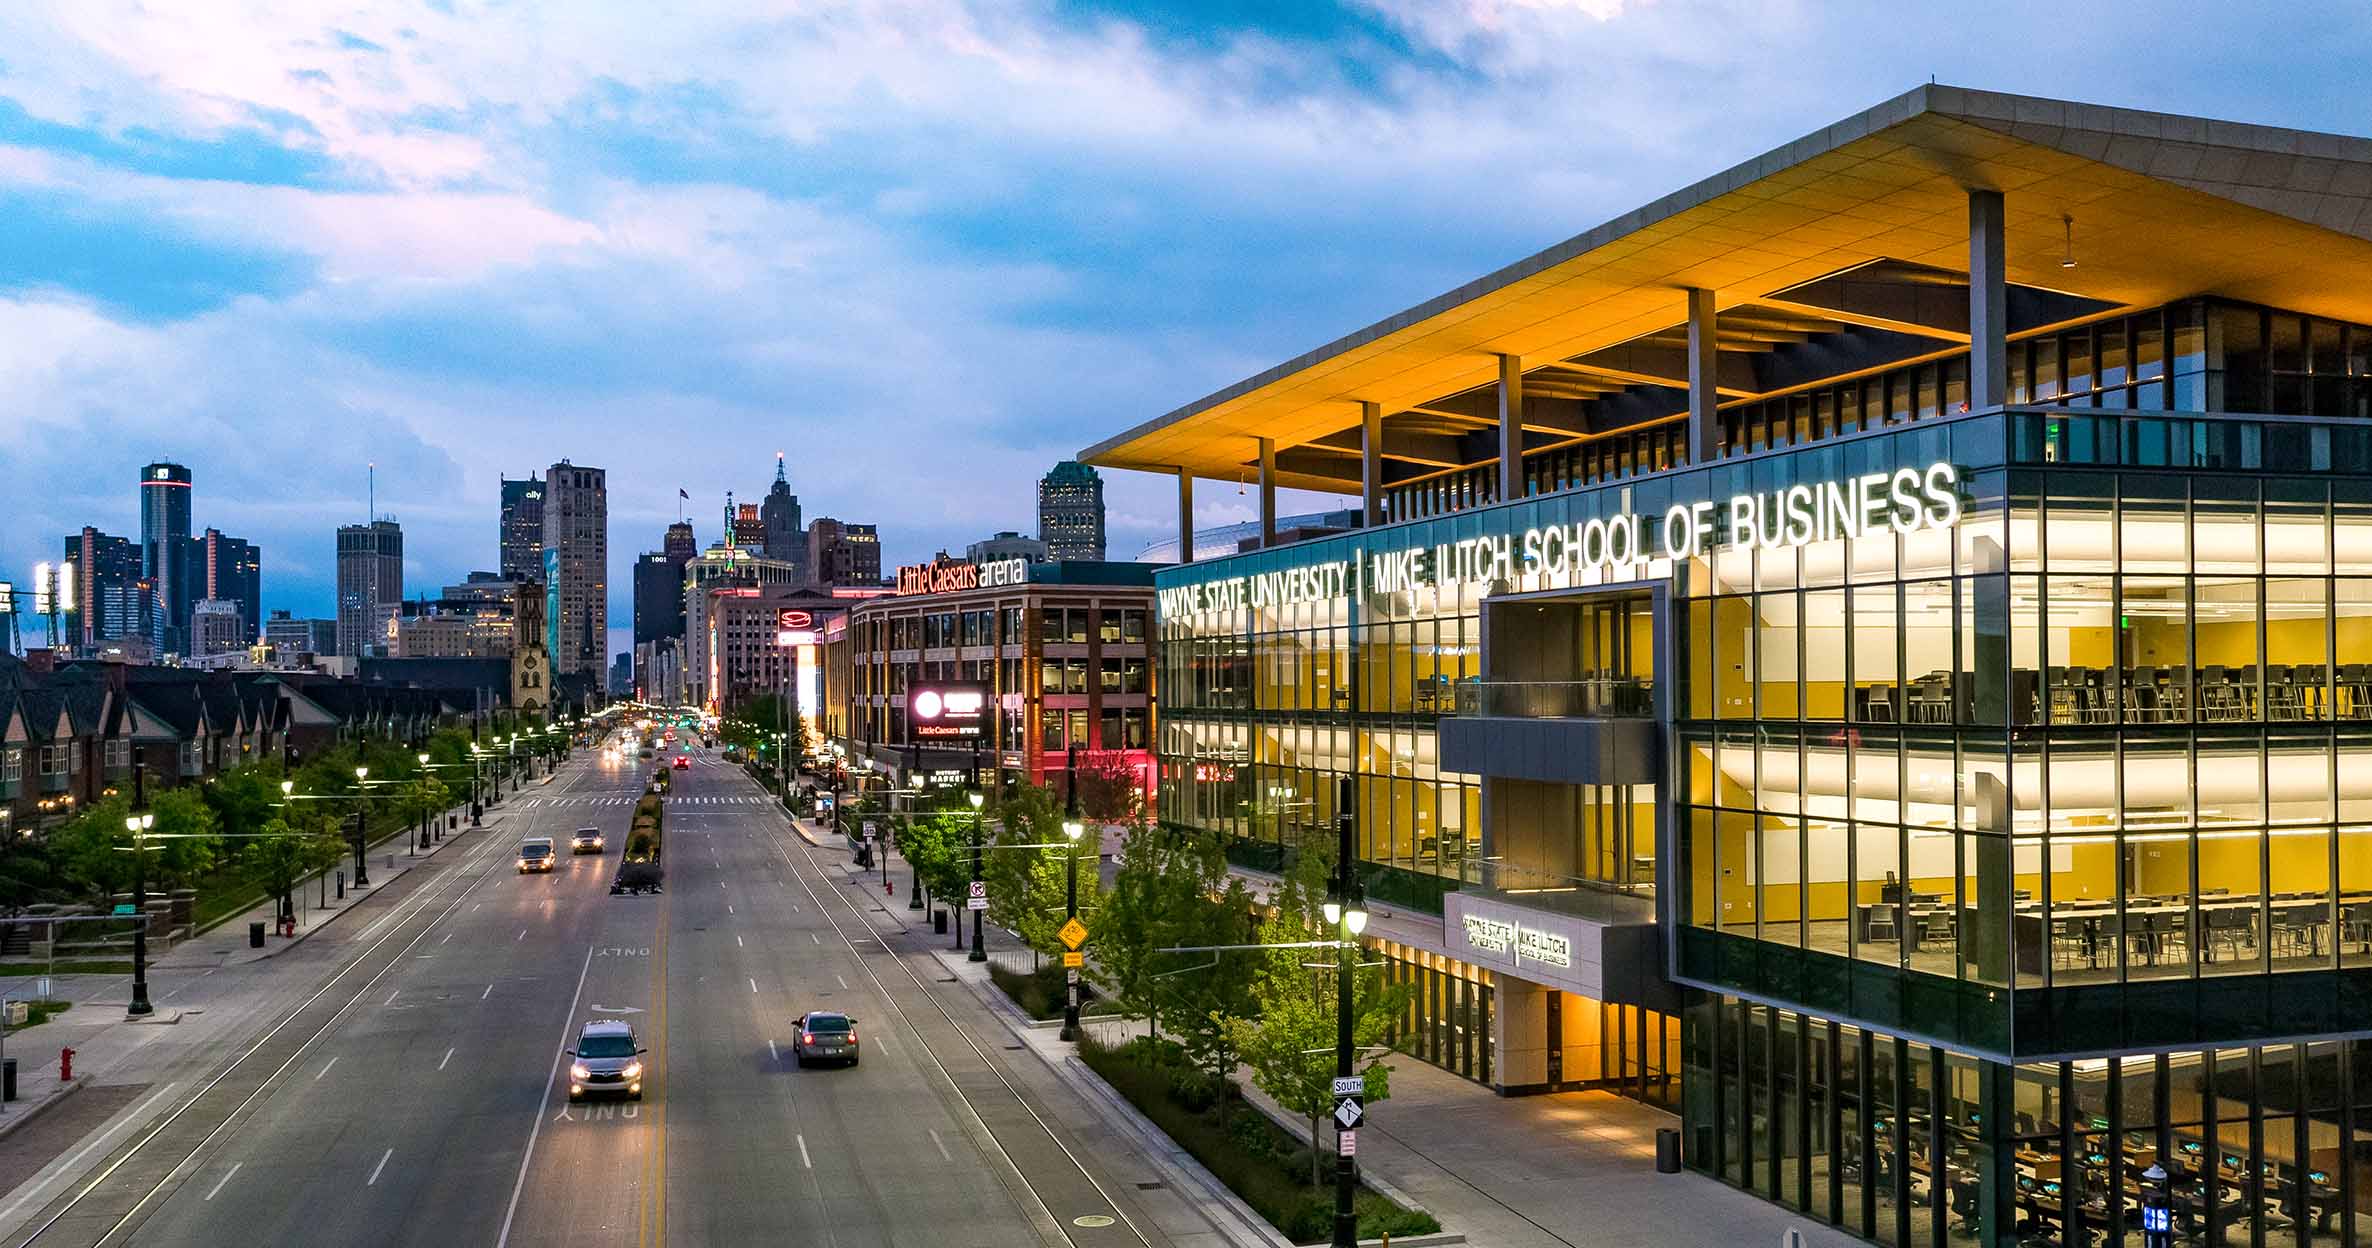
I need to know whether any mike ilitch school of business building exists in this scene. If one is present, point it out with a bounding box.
[1084,85,2372,1247]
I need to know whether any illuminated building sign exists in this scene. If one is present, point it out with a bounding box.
[910,682,990,739]
[1158,462,1964,616]
[777,608,814,630]
[896,557,1030,596]
[1459,914,1573,970]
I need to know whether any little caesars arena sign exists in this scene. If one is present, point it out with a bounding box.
[1158,462,1965,616]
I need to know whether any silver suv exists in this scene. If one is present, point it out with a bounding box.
[567,1019,646,1100]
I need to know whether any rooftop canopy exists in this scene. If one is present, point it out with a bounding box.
[1082,83,2372,493]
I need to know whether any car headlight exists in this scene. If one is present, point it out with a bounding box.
[622,1061,643,1079]
[570,1063,591,1081]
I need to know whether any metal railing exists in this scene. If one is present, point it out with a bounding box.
[1451,677,1654,719]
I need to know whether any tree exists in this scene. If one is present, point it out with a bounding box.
[1099,816,1258,1076]
[1221,822,1407,1187]
[981,785,1103,958]
[50,786,220,904]
[241,811,341,923]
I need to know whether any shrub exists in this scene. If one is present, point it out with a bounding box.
[987,962,1066,1019]
[1076,1033,1440,1244]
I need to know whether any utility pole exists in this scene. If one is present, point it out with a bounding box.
[125,763,154,1018]
[351,765,371,888]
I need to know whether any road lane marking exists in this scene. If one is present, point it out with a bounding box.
[929,1128,952,1161]
[726,904,733,914]
[836,974,847,990]
[496,943,598,1248]
[439,1047,454,1071]
[441,931,453,944]
[797,1134,811,1169]
[810,933,819,945]
[314,1057,338,1081]
[202,1163,241,1202]
[767,1039,778,1062]
[385,989,400,1007]
[367,1148,392,1186]
[516,929,526,941]
[748,977,758,994]
[736,934,743,948]
[482,983,494,1000]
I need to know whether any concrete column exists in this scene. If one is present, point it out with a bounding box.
[1496,354,1524,502]
[1175,468,1195,565]
[1969,188,2008,410]
[1360,401,1384,528]
[1256,437,1277,548]
[1686,288,1720,464]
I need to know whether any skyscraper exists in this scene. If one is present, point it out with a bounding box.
[632,551,686,648]
[499,475,545,582]
[1037,460,1106,561]
[663,521,697,563]
[139,462,193,651]
[759,453,805,579]
[62,527,146,648]
[806,518,882,588]
[541,460,607,677]
[732,503,764,551]
[335,520,403,658]
[201,529,261,643]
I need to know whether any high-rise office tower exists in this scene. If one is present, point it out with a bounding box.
[335,520,403,658]
[632,551,685,648]
[1037,460,1106,561]
[806,518,882,588]
[62,527,146,648]
[663,521,696,563]
[201,529,261,643]
[499,475,545,582]
[732,503,765,551]
[191,599,246,656]
[139,462,193,651]
[759,453,805,579]
[541,460,607,677]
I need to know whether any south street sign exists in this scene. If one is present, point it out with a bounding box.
[1158,461,1965,617]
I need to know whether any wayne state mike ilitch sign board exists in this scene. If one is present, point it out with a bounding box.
[1156,462,1965,617]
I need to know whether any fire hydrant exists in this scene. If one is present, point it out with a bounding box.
[886,879,894,897]
[59,1047,74,1082]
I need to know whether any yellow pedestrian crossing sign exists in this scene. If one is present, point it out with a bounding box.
[1058,917,1089,950]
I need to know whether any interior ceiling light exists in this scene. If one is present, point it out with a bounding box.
[2061,214,2077,270]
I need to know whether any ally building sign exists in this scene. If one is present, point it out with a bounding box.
[1158,461,1964,616]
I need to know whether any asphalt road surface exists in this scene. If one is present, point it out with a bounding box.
[7,745,1175,1248]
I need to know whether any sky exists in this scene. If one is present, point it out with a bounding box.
[4,1,2372,663]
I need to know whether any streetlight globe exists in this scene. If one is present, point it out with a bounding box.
[124,815,142,834]
[967,792,985,810]
[280,780,294,796]
[1063,820,1084,842]
[1345,908,1369,936]
[417,752,431,766]
[1323,901,1342,926]
[355,766,369,781]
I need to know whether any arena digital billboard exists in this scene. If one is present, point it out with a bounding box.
[909,682,990,740]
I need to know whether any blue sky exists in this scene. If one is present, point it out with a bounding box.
[3,1,2371,659]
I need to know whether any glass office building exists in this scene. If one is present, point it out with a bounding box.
[1097,86,2372,1245]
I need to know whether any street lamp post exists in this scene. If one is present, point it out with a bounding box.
[1060,815,1084,1042]
[351,765,371,888]
[1325,776,1367,1248]
[125,764,155,1018]
[967,789,986,963]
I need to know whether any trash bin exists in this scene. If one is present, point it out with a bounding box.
[1656,1127,1681,1173]
[932,909,948,934]
[249,921,266,949]
[3,1058,16,1102]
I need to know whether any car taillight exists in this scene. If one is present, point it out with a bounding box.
[846,1031,856,1043]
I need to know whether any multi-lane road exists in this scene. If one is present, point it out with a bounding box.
[1,746,1186,1247]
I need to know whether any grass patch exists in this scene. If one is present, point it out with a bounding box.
[12,1001,71,1030]
[1078,1034,1440,1244]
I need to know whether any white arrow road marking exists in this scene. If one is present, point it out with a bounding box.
[202,1161,243,1202]
[589,1004,644,1014]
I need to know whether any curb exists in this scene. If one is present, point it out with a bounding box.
[0,1077,82,1144]
[159,822,487,969]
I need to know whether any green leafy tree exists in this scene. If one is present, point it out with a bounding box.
[1099,816,1258,1075]
[981,785,1102,957]
[51,786,220,904]
[241,811,342,923]
[1221,823,1407,1187]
